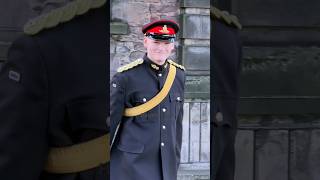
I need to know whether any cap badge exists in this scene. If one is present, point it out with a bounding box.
[160,25,169,34]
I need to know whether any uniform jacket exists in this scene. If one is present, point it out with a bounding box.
[110,55,185,180]
[211,6,242,126]
[211,7,242,180]
[0,1,108,179]
[211,7,242,129]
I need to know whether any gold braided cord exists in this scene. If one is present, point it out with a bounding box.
[24,0,107,35]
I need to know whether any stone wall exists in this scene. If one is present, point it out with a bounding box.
[229,0,320,179]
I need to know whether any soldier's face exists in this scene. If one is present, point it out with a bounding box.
[144,37,174,65]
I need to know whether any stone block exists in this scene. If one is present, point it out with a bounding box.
[290,130,320,180]
[178,164,210,180]
[239,47,320,114]
[116,26,144,42]
[185,8,210,15]
[241,28,320,46]
[235,130,254,180]
[182,45,209,72]
[110,22,129,35]
[150,3,178,13]
[189,102,201,162]
[181,14,210,39]
[255,130,288,180]
[111,1,150,26]
[232,0,320,27]
[181,103,190,163]
[129,50,144,60]
[200,102,210,162]
[180,0,210,8]
[239,98,320,115]
[185,76,210,99]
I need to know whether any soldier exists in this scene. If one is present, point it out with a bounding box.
[0,0,109,179]
[110,19,186,180]
[211,6,242,180]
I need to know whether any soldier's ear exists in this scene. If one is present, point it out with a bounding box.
[171,47,176,53]
[143,37,148,48]
[169,42,175,51]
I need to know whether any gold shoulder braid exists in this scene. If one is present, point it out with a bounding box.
[167,59,185,71]
[211,6,242,30]
[24,0,107,35]
[117,58,144,73]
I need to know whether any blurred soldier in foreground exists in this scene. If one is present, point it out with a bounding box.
[0,0,109,179]
[211,5,242,180]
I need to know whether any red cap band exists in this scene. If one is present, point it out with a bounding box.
[145,25,176,35]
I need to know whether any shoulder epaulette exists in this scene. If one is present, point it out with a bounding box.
[211,6,242,30]
[117,59,144,73]
[168,59,185,71]
[23,0,106,35]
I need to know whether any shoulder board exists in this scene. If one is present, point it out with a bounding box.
[168,59,185,71]
[117,59,144,73]
[23,0,106,35]
[211,6,242,30]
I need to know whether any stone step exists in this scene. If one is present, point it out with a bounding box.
[178,169,210,180]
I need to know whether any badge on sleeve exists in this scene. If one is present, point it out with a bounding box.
[8,70,21,82]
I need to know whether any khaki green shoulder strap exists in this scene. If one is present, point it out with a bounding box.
[211,6,242,30]
[24,0,106,35]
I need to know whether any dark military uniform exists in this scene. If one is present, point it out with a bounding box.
[211,7,242,180]
[110,54,185,180]
[0,0,108,179]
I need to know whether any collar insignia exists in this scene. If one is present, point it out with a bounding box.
[151,64,159,70]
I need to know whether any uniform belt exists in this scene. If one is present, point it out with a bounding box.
[123,63,176,117]
[44,134,109,174]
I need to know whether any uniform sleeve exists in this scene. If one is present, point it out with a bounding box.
[0,36,49,179]
[175,72,185,169]
[110,72,126,148]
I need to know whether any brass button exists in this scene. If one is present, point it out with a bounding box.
[215,112,223,122]
[158,73,162,77]
[162,125,166,130]
[162,108,166,112]
[161,142,165,147]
